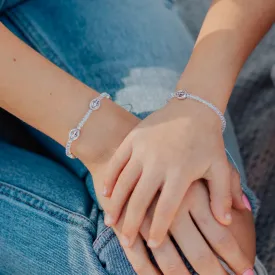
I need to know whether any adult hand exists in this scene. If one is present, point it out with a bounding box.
[117,179,255,275]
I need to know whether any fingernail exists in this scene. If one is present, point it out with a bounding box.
[242,194,252,211]
[243,268,254,275]
[225,213,232,222]
[104,214,114,226]
[120,234,130,247]
[102,186,108,196]
[147,239,159,248]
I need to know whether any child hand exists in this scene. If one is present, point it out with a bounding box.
[103,98,246,248]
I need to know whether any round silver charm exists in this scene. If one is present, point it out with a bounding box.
[89,98,100,110]
[69,128,80,141]
[175,91,187,99]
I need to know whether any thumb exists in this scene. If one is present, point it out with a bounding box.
[207,160,233,226]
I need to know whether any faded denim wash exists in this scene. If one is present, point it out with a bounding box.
[0,0,258,274]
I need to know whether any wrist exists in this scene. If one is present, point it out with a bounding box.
[165,97,223,134]
[176,71,231,114]
[168,90,226,132]
[74,101,140,168]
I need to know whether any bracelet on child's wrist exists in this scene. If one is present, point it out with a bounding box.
[66,92,111,159]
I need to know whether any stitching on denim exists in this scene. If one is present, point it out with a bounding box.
[6,9,75,76]
[93,226,113,247]
[94,230,117,256]
[0,181,96,232]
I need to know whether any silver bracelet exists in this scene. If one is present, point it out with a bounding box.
[169,90,226,132]
[66,92,111,159]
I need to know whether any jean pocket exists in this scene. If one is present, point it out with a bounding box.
[93,226,136,275]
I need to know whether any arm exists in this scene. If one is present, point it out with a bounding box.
[102,0,274,248]
[0,23,139,167]
[177,0,275,112]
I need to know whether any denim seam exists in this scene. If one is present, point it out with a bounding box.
[93,226,113,247]
[94,230,117,256]
[6,9,75,76]
[0,181,97,235]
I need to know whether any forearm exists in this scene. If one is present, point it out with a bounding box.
[0,23,138,166]
[177,0,275,112]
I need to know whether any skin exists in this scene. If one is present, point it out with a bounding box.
[0,8,259,272]
[93,157,256,275]
[103,0,275,253]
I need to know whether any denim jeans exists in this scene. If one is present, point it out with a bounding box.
[0,0,259,274]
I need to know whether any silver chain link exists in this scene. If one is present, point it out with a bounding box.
[65,92,111,159]
[169,90,226,133]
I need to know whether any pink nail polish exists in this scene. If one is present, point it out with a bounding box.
[243,268,254,275]
[242,194,252,211]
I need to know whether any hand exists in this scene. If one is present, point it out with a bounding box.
[122,180,254,275]
[99,174,255,274]
[103,98,246,248]
[91,161,187,275]
[85,113,253,275]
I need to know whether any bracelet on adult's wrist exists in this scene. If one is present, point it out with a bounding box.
[168,90,226,133]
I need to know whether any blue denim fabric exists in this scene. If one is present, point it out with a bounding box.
[0,0,25,12]
[0,0,258,274]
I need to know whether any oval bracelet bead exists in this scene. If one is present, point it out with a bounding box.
[66,92,111,159]
[168,90,226,133]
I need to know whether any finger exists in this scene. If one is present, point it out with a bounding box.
[148,175,190,248]
[105,159,142,226]
[190,183,254,275]
[171,212,226,275]
[208,160,233,225]
[230,167,247,211]
[120,170,161,248]
[112,202,160,275]
[139,196,190,275]
[113,228,160,275]
[103,141,132,197]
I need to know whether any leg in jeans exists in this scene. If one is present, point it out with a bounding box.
[0,0,259,274]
